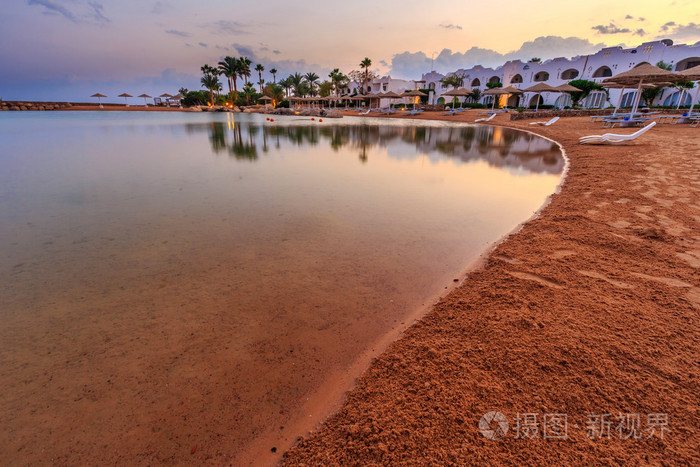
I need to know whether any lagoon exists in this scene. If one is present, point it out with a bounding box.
[0,112,563,463]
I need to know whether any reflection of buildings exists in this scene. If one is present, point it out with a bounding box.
[185,117,564,175]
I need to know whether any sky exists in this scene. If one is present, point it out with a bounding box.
[1,0,699,102]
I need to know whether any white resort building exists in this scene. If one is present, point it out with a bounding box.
[419,39,700,109]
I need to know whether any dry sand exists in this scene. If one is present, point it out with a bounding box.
[282,110,700,465]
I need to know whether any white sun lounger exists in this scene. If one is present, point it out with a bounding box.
[529,117,560,126]
[579,121,656,145]
[474,113,497,123]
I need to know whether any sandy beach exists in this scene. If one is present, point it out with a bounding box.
[282,110,700,465]
[1,108,697,465]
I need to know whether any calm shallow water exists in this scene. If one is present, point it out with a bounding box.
[0,112,563,463]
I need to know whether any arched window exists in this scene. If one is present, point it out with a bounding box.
[583,91,606,108]
[555,94,572,108]
[534,72,549,82]
[428,82,436,89]
[488,76,501,85]
[510,74,523,84]
[675,57,700,71]
[592,66,612,78]
[663,91,692,106]
[620,91,636,107]
[561,69,579,80]
[471,78,481,87]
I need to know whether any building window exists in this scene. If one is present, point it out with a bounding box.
[534,72,549,82]
[561,69,579,80]
[592,66,612,78]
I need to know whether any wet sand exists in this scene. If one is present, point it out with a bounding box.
[283,111,700,464]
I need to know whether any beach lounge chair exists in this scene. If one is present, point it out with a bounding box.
[579,121,656,145]
[358,109,371,115]
[407,109,423,116]
[529,117,560,126]
[474,113,497,123]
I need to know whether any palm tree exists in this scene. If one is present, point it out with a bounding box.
[201,73,222,105]
[218,56,238,104]
[304,72,320,96]
[329,68,348,97]
[360,57,372,93]
[255,64,265,93]
[279,77,292,98]
[239,57,252,86]
[242,82,256,105]
[270,68,278,84]
[289,73,304,96]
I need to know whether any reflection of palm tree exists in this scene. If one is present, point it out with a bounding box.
[230,122,258,160]
[208,123,227,153]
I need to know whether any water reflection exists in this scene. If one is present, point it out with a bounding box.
[185,116,564,174]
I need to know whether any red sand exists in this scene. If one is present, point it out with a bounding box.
[282,111,700,465]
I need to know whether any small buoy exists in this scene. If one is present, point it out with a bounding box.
[266,117,270,120]
[319,119,323,122]
[311,117,315,121]
[270,118,274,122]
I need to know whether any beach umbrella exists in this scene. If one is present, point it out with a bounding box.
[91,93,106,109]
[138,93,151,107]
[679,64,700,115]
[601,82,656,113]
[118,93,132,107]
[550,84,580,108]
[382,91,401,109]
[602,63,681,114]
[402,89,427,108]
[172,94,184,108]
[522,83,558,111]
[483,87,511,111]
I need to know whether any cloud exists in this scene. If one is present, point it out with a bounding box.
[87,1,109,23]
[634,28,646,36]
[625,15,633,20]
[592,23,631,34]
[389,36,606,80]
[150,1,170,14]
[638,17,645,22]
[210,20,248,35]
[439,23,463,30]
[198,42,207,48]
[222,43,329,83]
[165,29,190,37]
[27,0,109,23]
[660,21,676,32]
[272,50,281,55]
[28,0,76,22]
[658,22,700,41]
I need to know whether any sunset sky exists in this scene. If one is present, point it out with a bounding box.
[1,0,699,101]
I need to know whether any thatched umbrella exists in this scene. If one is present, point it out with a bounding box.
[601,81,656,113]
[500,86,524,107]
[522,83,558,111]
[402,89,427,108]
[679,64,700,114]
[441,88,472,107]
[483,87,512,111]
[172,94,183,108]
[602,63,681,114]
[118,93,132,107]
[138,93,151,107]
[91,93,106,109]
[381,91,401,109]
